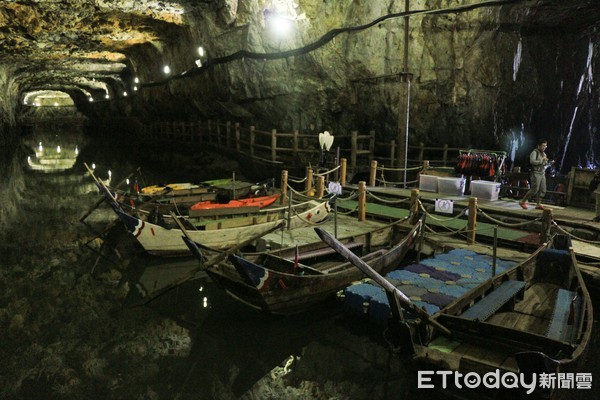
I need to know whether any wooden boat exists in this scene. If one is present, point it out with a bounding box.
[197,217,423,315]
[84,163,275,215]
[115,178,274,214]
[98,180,330,256]
[190,194,280,212]
[316,229,593,396]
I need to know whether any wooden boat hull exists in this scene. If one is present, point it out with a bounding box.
[412,238,593,379]
[208,218,423,315]
[113,200,330,256]
[319,229,593,395]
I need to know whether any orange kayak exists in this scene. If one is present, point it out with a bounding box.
[190,194,281,211]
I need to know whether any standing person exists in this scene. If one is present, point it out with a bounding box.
[589,170,600,222]
[519,139,552,210]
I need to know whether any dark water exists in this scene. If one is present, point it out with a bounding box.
[2,129,599,399]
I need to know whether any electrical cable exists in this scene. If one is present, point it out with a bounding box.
[142,0,523,88]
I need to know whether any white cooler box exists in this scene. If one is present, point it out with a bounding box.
[419,175,438,192]
[437,177,465,196]
[470,180,501,201]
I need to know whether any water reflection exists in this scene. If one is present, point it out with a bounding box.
[22,129,87,173]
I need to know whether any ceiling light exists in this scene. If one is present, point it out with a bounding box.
[195,59,202,67]
[89,97,94,102]
[198,46,205,57]
[123,91,128,97]
[105,94,110,99]
[134,77,140,84]
[163,65,171,74]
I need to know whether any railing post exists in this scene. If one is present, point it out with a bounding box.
[410,189,420,224]
[235,122,241,152]
[316,175,325,198]
[419,142,425,163]
[305,167,313,196]
[369,130,376,161]
[340,158,347,186]
[369,160,378,186]
[467,197,478,245]
[217,121,222,146]
[443,144,449,167]
[541,209,553,245]
[281,170,288,205]
[250,126,256,158]
[293,129,299,158]
[226,121,232,148]
[423,160,430,170]
[207,120,212,143]
[390,140,396,168]
[271,129,277,161]
[358,181,366,222]
[351,130,358,169]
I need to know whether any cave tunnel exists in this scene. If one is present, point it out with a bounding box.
[1,1,600,399]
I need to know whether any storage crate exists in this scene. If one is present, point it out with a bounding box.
[470,180,501,201]
[437,177,465,196]
[419,174,438,192]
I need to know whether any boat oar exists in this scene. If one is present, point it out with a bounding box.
[314,226,451,337]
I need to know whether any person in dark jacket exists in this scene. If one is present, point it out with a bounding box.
[519,139,553,210]
[590,170,600,222]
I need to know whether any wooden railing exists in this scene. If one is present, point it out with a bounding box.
[137,119,461,174]
[138,120,377,169]
[374,140,462,168]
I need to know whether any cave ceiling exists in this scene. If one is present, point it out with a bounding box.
[0,0,599,109]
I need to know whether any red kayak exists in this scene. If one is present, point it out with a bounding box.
[190,194,281,211]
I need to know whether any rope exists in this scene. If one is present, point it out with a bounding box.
[476,207,542,228]
[366,190,411,204]
[418,200,467,222]
[335,205,359,215]
[314,165,341,176]
[424,223,467,236]
[288,176,307,184]
[375,177,419,186]
[376,165,422,172]
[287,183,310,197]
[552,221,600,244]
[337,191,358,201]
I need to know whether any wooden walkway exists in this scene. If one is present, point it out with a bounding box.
[338,185,600,287]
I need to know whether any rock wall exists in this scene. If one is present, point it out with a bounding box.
[0,63,25,233]
[87,0,597,171]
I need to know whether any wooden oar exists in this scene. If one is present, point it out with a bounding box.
[130,217,285,305]
[314,226,451,336]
